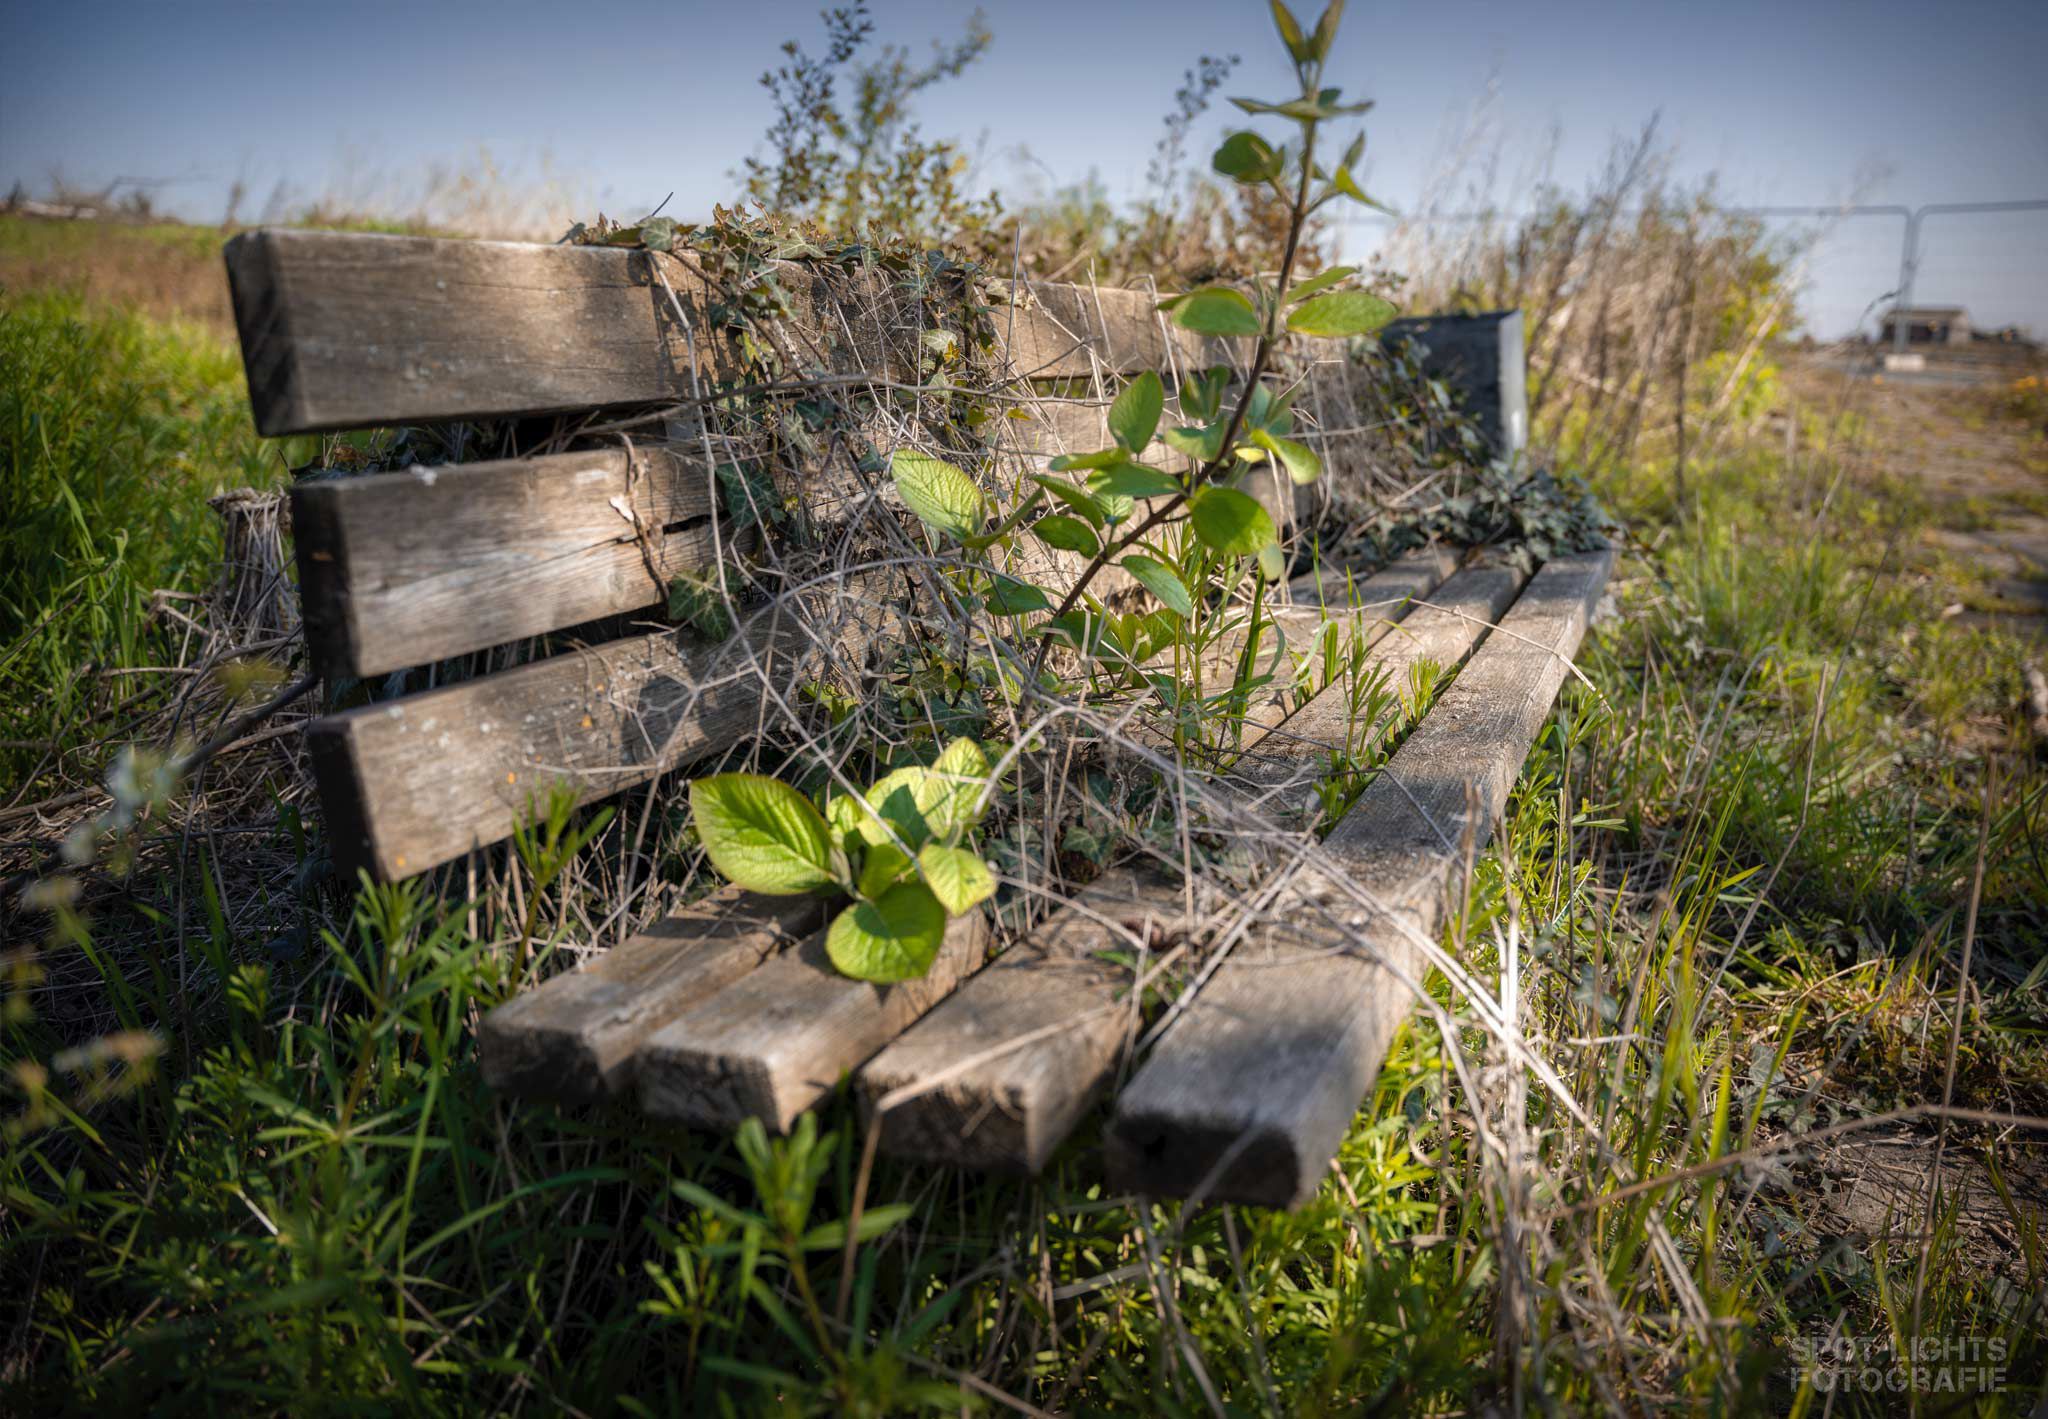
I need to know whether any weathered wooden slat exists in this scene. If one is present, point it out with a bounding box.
[225,228,1237,435]
[477,888,828,1104]
[292,446,752,680]
[308,608,817,881]
[855,550,1512,1173]
[1105,549,1614,1207]
[637,910,990,1133]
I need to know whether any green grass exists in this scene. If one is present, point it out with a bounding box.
[0,291,305,797]
[4,280,2047,1412]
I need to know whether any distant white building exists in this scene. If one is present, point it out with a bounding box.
[1880,305,1971,346]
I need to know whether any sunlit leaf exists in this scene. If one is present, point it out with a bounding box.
[1189,485,1277,557]
[1108,370,1165,452]
[1286,289,1396,338]
[890,451,984,541]
[826,884,949,983]
[1172,287,1262,337]
[689,774,835,895]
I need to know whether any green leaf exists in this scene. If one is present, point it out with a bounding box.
[1270,0,1310,59]
[1257,542,1286,581]
[982,574,1051,616]
[1108,370,1165,452]
[1047,447,1128,472]
[1172,287,1262,338]
[1163,424,1227,463]
[1089,463,1181,502]
[1250,428,1322,484]
[857,841,912,900]
[1211,131,1281,184]
[1311,0,1345,60]
[826,884,949,983]
[890,451,984,541]
[1286,289,1396,338]
[1189,486,1277,557]
[918,845,995,915]
[1031,514,1101,557]
[855,739,993,851]
[689,775,836,895]
[1120,555,1194,618]
[1283,265,1358,305]
[1030,474,1107,528]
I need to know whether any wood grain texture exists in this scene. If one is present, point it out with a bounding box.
[308,607,816,881]
[291,446,753,679]
[855,550,1486,1173]
[1106,549,1615,1207]
[224,228,1239,435]
[477,888,828,1105]
[637,909,990,1133]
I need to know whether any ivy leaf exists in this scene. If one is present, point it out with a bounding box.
[1286,290,1397,338]
[1283,265,1358,306]
[1189,486,1277,557]
[890,451,984,541]
[1120,555,1194,618]
[1030,474,1108,529]
[918,845,995,915]
[826,884,949,983]
[1250,428,1322,484]
[1172,287,1263,338]
[1090,463,1181,502]
[1032,514,1101,558]
[1108,370,1165,452]
[689,775,836,895]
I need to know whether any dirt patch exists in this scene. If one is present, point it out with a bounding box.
[1784,351,2048,641]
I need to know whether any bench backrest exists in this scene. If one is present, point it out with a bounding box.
[225,229,1264,882]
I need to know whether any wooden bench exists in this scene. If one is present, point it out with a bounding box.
[225,227,1611,1208]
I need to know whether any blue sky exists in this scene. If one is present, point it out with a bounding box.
[5,0,2044,336]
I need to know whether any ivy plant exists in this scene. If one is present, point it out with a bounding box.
[688,738,996,983]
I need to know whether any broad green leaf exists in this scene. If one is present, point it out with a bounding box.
[1286,289,1397,338]
[1257,542,1286,580]
[1090,463,1181,501]
[1211,131,1281,184]
[1032,514,1101,558]
[1283,265,1358,306]
[918,844,995,915]
[1031,474,1108,528]
[857,841,911,899]
[983,574,1051,616]
[1088,480,1136,526]
[1108,370,1165,452]
[1189,485,1277,557]
[1172,287,1262,338]
[1120,555,1194,618]
[931,737,993,829]
[689,774,835,894]
[1048,447,1128,472]
[1163,424,1227,463]
[826,883,949,983]
[890,451,983,541]
[857,738,992,850]
[1250,428,1322,484]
